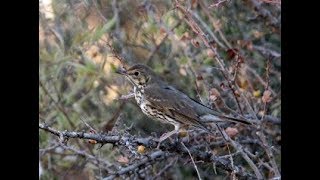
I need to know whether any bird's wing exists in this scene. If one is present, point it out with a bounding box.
[145,85,252,125]
[144,85,209,130]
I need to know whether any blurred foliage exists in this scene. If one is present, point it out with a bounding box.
[40,0,280,179]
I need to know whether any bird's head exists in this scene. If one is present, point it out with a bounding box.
[116,64,158,88]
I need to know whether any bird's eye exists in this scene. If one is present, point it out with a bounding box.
[134,71,139,76]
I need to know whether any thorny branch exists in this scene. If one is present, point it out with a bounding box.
[181,142,202,180]
[255,58,281,178]
[103,151,170,180]
[39,123,261,178]
[174,0,245,115]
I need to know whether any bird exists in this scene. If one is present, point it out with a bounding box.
[117,64,251,146]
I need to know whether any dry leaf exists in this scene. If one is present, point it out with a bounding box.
[179,67,187,76]
[209,40,217,48]
[93,80,99,88]
[234,90,241,97]
[159,27,166,34]
[239,79,248,90]
[246,41,253,51]
[258,110,265,116]
[220,83,227,91]
[253,30,263,38]
[196,74,204,81]
[88,139,97,144]
[209,88,221,102]
[207,49,216,58]
[178,129,188,137]
[225,127,239,138]
[253,90,261,97]
[237,55,244,63]
[180,32,191,41]
[137,5,146,14]
[88,130,97,144]
[191,39,200,48]
[226,48,239,60]
[191,0,198,8]
[213,20,222,30]
[117,156,129,164]
[262,90,272,103]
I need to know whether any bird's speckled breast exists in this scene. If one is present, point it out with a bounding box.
[134,87,153,117]
[134,86,144,105]
[134,87,180,128]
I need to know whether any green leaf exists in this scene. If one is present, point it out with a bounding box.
[91,16,116,41]
[179,56,188,65]
[203,57,214,65]
[110,63,117,73]
[174,24,186,36]
[72,30,91,45]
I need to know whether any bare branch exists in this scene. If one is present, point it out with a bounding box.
[181,142,202,180]
[39,124,256,178]
[152,157,178,180]
[103,151,169,180]
[39,123,120,144]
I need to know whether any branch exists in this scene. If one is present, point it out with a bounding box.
[174,0,245,115]
[229,139,263,179]
[249,0,280,28]
[39,123,120,144]
[181,142,202,180]
[146,21,181,64]
[152,157,178,179]
[103,151,169,179]
[39,124,255,178]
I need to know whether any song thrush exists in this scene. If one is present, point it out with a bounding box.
[117,64,251,146]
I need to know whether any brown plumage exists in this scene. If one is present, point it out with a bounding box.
[117,64,251,145]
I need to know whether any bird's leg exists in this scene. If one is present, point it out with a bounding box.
[156,125,180,149]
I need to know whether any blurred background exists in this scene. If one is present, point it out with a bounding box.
[39,0,280,179]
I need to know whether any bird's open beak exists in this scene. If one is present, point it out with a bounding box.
[115,67,127,75]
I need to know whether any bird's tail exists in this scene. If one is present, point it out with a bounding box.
[199,115,252,142]
[219,115,252,125]
[200,114,252,125]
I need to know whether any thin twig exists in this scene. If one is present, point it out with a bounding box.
[59,142,113,167]
[213,124,263,179]
[39,81,76,129]
[249,0,279,27]
[181,142,202,180]
[245,65,276,95]
[191,12,226,49]
[152,157,178,180]
[226,144,236,180]
[174,1,244,115]
[146,21,181,64]
[209,0,229,8]
[105,40,126,66]
[103,151,168,179]
[80,114,97,132]
[92,0,108,23]
[229,139,263,179]
[198,0,232,49]
[256,57,281,178]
